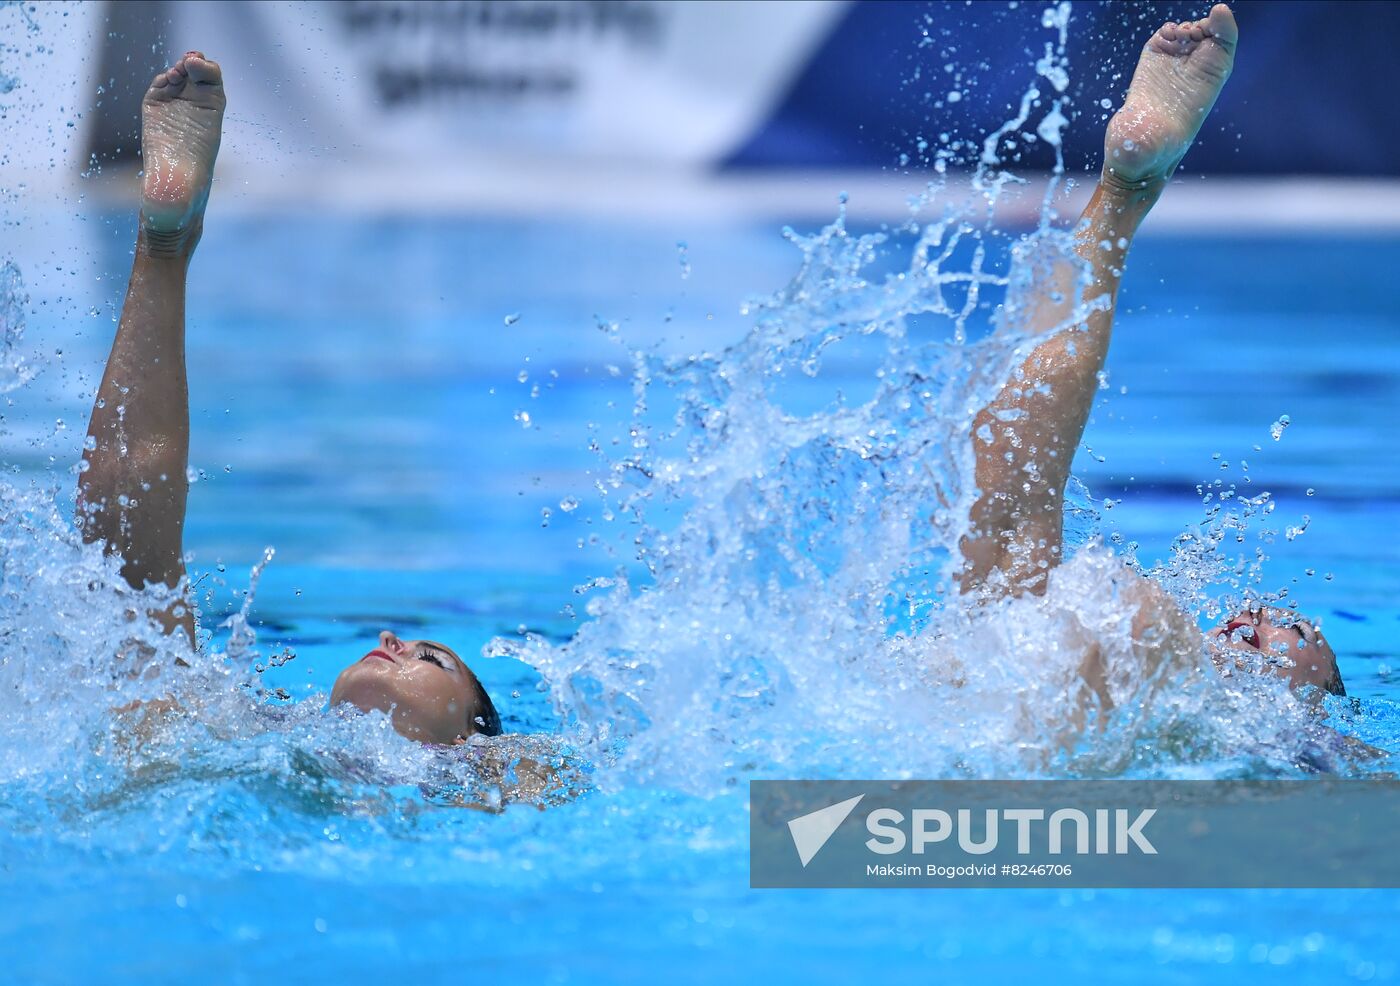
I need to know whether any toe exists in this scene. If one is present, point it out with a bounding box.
[146,64,186,98]
[184,53,223,87]
[1160,22,1178,41]
[1207,4,1239,49]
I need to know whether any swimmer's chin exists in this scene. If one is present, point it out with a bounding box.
[329,671,458,744]
[336,669,403,717]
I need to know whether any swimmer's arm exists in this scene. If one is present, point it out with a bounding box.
[960,179,1161,595]
[79,230,196,643]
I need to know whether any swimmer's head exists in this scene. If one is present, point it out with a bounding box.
[329,631,502,744]
[1210,606,1345,696]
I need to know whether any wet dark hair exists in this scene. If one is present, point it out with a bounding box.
[465,670,502,736]
[1295,621,1346,697]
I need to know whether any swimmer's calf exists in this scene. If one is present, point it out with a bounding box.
[961,6,1240,595]
[78,53,504,747]
[79,51,227,642]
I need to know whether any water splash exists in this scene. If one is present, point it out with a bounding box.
[0,264,571,822]
[0,2,1371,842]
[0,262,35,394]
[494,196,1335,790]
[490,3,1354,792]
[0,1,38,99]
[0,463,582,828]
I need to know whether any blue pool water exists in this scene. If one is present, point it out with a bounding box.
[2,206,1399,983]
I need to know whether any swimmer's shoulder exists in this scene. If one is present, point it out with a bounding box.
[1101,562,1198,647]
[442,732,592,810]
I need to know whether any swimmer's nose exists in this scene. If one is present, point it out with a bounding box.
[379,630,403,654]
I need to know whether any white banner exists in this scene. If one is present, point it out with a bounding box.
[161,0,846,196]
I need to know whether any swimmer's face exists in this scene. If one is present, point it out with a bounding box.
[330,631,501,744]
[1210,606,1344,696]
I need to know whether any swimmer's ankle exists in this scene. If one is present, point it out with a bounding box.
[1099,168,1168,200]
[1093,172,1165,232]
[138,215,202,260]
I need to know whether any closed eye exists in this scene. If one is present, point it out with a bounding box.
[417,646,455,669]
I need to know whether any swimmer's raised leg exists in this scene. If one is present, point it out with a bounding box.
[960,5,1237,595]
[79,53,225,642]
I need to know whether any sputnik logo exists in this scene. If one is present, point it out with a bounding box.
[787,794,865,867]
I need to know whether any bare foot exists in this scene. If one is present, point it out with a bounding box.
[140,51,225,242]
[1104,4,1238,189]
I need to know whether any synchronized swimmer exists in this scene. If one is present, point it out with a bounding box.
[77,4,1342,752]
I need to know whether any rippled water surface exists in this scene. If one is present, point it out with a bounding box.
[2,204,1399,981]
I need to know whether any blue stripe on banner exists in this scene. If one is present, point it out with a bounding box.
[725,0,1400,177]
